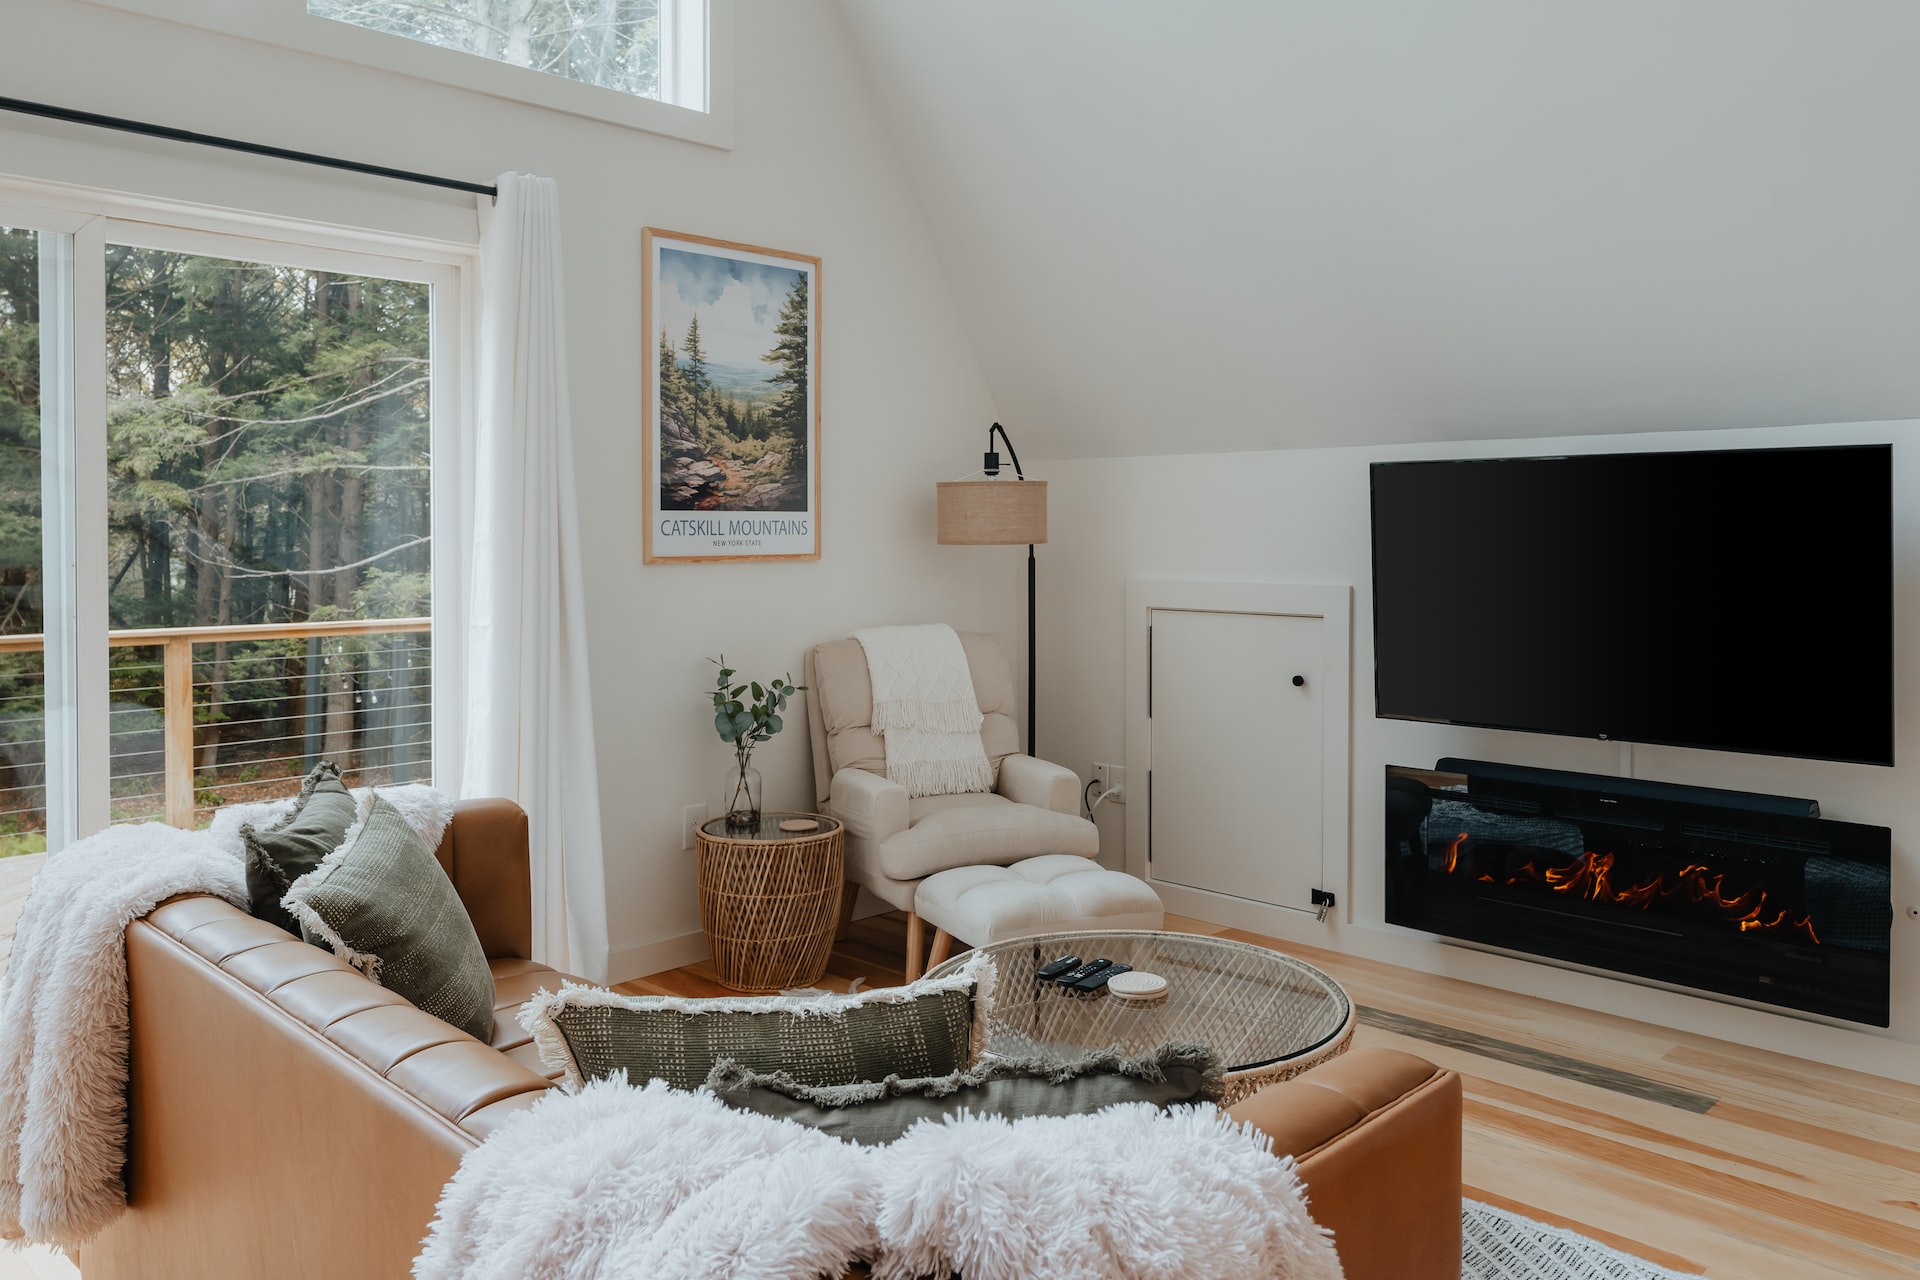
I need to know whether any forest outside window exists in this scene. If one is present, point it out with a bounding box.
[308,0,683,105]
[103,247,434,827]
[0,203,460,853]
[87,0,723,142]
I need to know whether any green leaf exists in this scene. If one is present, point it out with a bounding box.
[766,713,782,735]
[751,681,765,701]
[714,709,737,741]
[731,710,753,738]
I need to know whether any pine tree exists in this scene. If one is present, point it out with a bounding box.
[681,314,710,397]
[658,326,680,402]
[762,275,808,440]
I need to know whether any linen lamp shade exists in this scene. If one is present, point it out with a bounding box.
[936,480,1048,546]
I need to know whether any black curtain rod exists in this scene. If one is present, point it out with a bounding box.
[0,96,497,200]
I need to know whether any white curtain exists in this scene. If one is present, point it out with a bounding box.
[464,173,609,983]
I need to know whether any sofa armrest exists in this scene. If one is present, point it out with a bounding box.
[441,798,532,961]
[829,767,910,843]
[996,754,1081,815]
[1227,1048,1462,1280]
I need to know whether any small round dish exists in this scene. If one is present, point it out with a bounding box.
[778,818,821,833]
[1107,970,1169,1007]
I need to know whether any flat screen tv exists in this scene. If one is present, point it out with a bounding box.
[1369,443,1893,765]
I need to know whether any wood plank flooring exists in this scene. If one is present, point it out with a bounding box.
[627,911,1920,1279]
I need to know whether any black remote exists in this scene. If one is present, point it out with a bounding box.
[1035,955,1082,981]
[1070,962,1133,992]
[1056,958,1113,987]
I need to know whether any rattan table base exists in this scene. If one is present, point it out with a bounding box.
[695,812,844,992]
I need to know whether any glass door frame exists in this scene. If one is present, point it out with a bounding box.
[0,181,474,844]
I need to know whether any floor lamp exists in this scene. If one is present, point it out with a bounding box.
[936,423,1047,755]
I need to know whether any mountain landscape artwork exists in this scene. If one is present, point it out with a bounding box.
[643,229,820,563]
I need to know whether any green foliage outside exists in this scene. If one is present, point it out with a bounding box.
[0,230,434,835]
[307,0,662,99]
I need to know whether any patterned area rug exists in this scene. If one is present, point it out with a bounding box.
[1465,1201,1698,1279]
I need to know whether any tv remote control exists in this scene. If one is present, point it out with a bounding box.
[1056,958,1113,987]
[1035,955,1082,981]
[1069,962,1133,992]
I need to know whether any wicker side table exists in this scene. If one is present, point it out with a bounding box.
[695,812,845,992]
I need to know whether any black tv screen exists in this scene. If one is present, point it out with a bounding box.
[1370,444,1894,765]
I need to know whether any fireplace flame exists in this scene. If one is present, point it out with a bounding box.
[1456,847,1820,945]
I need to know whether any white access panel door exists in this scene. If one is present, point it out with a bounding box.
[1148,608,1325,912]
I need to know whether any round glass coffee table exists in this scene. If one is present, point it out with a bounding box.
[925,930,1354,1104]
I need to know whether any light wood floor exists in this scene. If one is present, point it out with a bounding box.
[627,911,1920,1280]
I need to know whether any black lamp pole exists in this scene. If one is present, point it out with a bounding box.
[983,423,1037,755]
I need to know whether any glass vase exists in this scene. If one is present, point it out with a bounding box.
[722,758,763,830]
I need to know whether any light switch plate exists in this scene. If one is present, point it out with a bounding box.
[682,803,708,850]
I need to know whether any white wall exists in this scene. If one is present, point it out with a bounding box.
[844,0,1920,459]
[0,1,1020,978]
[1039,419,1920,1082]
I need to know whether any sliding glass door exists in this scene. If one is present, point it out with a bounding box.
[101,242,436,826]
[0,194,464,850]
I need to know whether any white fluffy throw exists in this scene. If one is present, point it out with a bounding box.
[851,623,993,798]
[415,1077,878,1280]
[0,785,456,1247]
[416,1081,1344,1280]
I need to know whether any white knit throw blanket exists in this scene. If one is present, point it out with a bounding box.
[416,1076,1345,1280]
[850,624,992,798]
[0,785,454,1247]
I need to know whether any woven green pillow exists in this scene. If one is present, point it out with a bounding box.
[283,793,494,1043]
[521,951,996,1092]
[240,761,358,937]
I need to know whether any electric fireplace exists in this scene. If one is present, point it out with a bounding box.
[1385,761,1893,1026]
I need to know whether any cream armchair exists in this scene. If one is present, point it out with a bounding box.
[804,632,1099,978]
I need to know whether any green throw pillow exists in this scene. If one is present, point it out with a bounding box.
[283,793,494,1043]
[241,761,359,937]
[704,1042,1223,1146]
[521,952,996,1092]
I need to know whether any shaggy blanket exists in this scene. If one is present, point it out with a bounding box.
[415,1076,1344,1280]
[0,786,454,1247]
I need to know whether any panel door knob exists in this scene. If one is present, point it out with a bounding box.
[1292,675,1306,687]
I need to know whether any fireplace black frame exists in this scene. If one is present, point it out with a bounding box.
[1385,760,1893,1026]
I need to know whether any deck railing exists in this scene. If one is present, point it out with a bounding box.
[0,617,431,835]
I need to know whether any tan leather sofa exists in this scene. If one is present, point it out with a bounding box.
[80,799,1463,1280]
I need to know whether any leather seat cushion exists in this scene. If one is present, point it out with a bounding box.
[913,855,1163,946]
[875,801,1100,881]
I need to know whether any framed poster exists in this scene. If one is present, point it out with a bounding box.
[643,229,821,562]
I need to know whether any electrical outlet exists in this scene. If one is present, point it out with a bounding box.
[682,803,708,850]
[1091,763,1126,803]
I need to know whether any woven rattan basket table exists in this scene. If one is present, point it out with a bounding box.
[926,929,1355,1104]
[695,812,844,992]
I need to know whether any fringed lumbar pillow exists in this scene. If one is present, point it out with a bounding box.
[522,950,997,1092]
[239,761,359,936]
[705,1040,1223,1146]
[282,791,494,1043]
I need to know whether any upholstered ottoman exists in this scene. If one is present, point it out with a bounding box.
[914,855,1165,968]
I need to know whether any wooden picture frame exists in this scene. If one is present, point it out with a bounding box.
[642,228,821,563]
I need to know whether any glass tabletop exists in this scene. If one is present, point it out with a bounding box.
[698,811,842,842]
[926,929,1352,1073]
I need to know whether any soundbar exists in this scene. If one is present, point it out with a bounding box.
[1434,757,1819,819]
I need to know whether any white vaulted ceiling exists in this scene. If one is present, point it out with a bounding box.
[839,1,1920,459]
